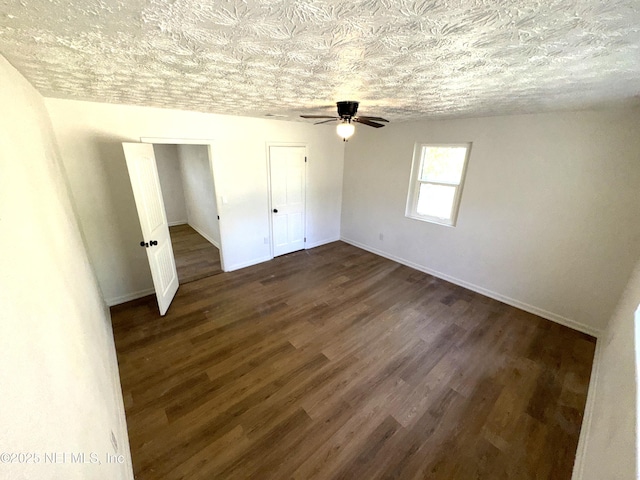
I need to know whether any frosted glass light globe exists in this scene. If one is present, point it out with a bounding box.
[336,121,355,140]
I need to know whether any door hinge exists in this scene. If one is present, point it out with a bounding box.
[217,215,220,220]
[304,237,306,242]
[305,156,307,163]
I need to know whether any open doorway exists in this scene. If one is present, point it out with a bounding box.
[153,143,223,284]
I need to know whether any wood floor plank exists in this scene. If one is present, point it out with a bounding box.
[111,241,596,479]
[169,224,221,283]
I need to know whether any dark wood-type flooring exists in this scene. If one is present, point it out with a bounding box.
[111,241,596,480]
[170,224,221,283]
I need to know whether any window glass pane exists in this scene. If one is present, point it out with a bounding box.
[420,146,467,184]
[416,183,456,219]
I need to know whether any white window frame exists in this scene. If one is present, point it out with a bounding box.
[405,142,472,227]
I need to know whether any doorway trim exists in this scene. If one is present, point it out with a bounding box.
[266,142,308,259]
[141,137,226,272]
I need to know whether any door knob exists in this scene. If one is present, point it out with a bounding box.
[273,209,278,213]
[150,240,158,246]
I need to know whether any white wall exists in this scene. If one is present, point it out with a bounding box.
[573,258,640,479]
[341,107,640,335]
[177,144,220,246]
[0,56,133,479]
[44,98,344,305]
[153,144,187,225]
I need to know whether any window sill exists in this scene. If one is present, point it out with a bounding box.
[405,213,457,227]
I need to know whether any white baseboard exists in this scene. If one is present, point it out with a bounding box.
[106,288,155,307]
[340,237,601,338]
[168,220,187,227]
[104,325,136,480]
[306,236,341,249]
[571,339,603,480]
[188,223,220,249]
[225,255,273,272]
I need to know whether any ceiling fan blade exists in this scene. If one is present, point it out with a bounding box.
[314,119,338,125]
[354,118,385,128]
[357,116,389,122]
[300,115,338,119]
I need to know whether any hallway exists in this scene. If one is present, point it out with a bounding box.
[170,224,221,284]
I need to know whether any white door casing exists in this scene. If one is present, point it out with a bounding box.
[269,146,306,257]
[122,142,179,315]
[139,139,226,273]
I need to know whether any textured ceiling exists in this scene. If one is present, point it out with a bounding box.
[1,0,639,121]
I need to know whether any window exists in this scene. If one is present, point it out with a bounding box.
[406,143,471,226]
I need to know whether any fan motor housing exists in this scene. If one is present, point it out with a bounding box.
[337,101,359,119]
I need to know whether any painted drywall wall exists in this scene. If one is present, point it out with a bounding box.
[153,144,187,225]
[341,107,640,335]
[177,144,220,246]
[44,98,344,305]
[572,258,640,479]
[0,56,133,479]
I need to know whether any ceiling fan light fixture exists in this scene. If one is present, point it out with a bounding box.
[301,101,387,140]
[336,120,355,141]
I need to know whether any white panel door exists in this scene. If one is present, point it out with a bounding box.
[270,146,306,257]
[122,142,179,315]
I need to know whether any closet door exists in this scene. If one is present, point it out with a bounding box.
[269,146,306,257]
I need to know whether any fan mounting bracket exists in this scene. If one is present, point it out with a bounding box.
[337,101,359,120]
